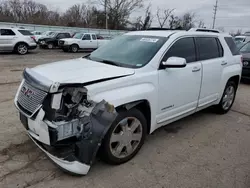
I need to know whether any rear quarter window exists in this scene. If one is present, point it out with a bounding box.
[18,30,32,36]
[224,37,240,55]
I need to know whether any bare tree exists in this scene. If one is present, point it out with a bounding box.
[131,4,152,30]
[156,8,174,28]
[198,20,205,28]
[180,12,196,30]
[98,0,144,29]
[169,14,181,29]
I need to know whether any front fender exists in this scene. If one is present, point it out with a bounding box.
[90,83,155,108]
[89,83,158,133]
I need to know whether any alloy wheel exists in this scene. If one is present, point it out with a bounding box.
[109,117,143,159]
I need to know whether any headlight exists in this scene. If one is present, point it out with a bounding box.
[56,119,80,141]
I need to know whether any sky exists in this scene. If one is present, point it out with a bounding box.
[38,0,250,32]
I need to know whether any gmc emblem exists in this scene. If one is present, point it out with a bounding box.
[21,86,34,99]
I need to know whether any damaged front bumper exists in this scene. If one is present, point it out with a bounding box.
[28,132,91,175]
[17,100,116,175]
[14,69,117,175]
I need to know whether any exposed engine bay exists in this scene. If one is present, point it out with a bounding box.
[27,86,117,169]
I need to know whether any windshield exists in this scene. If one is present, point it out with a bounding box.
[240,42,250,53]
[88,35,168,68]
[73,33,83,39]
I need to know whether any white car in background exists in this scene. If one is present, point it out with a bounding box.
[59,33,109,52]
[31,31,43,42]
[0,27,37,54]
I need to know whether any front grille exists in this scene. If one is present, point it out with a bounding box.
[17,81,47,116]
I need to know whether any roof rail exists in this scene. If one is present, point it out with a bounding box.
[146,27,184,31]
[189,28,220,33]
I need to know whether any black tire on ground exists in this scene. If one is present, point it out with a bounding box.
[70,44,79,53]
[15,43,29,55]
[100,108,147,165]
[214,80,237,114]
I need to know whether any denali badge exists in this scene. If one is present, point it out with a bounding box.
[243,61,249,66]
[21,86,35,99]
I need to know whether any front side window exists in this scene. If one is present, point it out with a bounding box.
[162,37,196,63]
[88,35,168,68]
[196,37,220,60]
[0,29,16,36]
[83,34,91,40]
[57,33,67,39]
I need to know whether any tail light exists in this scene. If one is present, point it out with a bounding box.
[30,36,36,42]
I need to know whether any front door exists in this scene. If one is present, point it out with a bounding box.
[157,37,202,124]
[80,34,96,49]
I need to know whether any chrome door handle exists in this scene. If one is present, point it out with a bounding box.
[192,67,201,72]
[221,61,227,66]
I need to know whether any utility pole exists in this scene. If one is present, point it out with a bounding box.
[105,0,108,30]
[212,0,218,29]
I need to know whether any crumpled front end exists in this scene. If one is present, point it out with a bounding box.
[14,68,117,175]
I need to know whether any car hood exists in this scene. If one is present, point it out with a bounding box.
[31,58,135,85]
[61,38,80,42]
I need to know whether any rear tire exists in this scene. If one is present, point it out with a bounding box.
[100,108,147,165]
[214,81,237,114]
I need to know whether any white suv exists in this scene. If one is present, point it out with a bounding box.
[0,28,37,54]
[14,30,242,175]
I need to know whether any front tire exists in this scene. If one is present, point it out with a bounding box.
[47,43,54,49]
[214,80,237,114]
[70,44,79,53]
[100,108,147,165]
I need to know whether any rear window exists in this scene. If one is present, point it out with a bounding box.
[1,29,15,36]
[225,37,240,55]
[18,30,32,36]
[196,37,222,60]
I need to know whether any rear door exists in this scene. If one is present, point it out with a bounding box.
[196,37,225,108]
[0,29,16,51]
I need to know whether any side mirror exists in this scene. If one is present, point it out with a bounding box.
[162,57,187,68]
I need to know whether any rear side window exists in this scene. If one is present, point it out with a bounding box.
[18,30,32,36]
[196,37,221,60]
[0,29,15,36]
[92,35,96,40]
[224,37,240,55]
[162,37,196,63]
